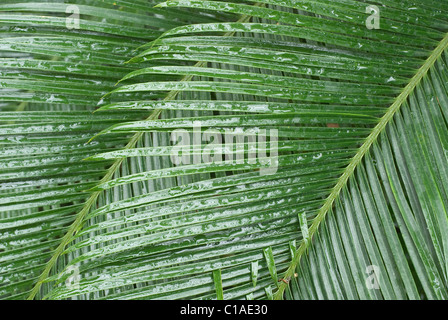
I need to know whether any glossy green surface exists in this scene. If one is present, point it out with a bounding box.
[1,0,447,300]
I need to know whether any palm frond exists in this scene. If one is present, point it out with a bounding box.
[1,0,447,300]
[0,0,223,299]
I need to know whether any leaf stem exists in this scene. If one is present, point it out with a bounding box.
[27,5,260,300]
[274,32,448,300]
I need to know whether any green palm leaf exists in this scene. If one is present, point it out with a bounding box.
[1,0,447,300]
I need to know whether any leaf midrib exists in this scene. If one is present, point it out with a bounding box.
[273,31,448,300]
[26,5,262,300]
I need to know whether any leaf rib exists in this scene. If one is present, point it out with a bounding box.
[274,31,448,300]
[26,5,260,300]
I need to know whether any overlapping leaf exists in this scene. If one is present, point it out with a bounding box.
[1,0,447,300]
